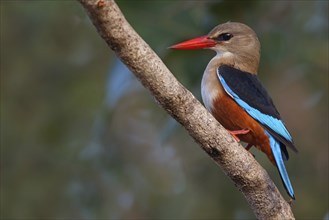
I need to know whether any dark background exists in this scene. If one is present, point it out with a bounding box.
[1,0,328,219]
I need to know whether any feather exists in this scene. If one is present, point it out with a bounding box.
[266,131,295,199]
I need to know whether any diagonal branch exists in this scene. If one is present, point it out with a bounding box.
[77,0,295,219]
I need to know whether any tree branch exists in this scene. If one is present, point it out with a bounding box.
[77,0,295,219]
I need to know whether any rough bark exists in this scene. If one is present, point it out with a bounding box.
[77,0,295,219]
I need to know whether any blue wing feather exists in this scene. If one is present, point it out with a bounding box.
[266,131,295,199]
[218,75,292,142]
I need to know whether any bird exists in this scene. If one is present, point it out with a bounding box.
[170,22,297,199]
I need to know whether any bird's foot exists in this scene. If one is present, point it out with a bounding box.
[228,129,250,142]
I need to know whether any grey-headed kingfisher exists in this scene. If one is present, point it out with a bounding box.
[170,22,297,199]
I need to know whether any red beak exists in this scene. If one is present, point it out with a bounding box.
[169,35,217,50]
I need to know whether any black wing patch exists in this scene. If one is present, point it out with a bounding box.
[218,65,280,119]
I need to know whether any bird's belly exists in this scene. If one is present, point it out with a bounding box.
[211,94,258,135]
[211,94,275,163]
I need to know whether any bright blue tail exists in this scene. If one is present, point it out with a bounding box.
[265,131,295,199]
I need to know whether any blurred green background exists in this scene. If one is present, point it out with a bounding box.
[1,0,328,219]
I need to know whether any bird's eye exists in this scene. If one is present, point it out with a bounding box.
[216,33,233,41]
